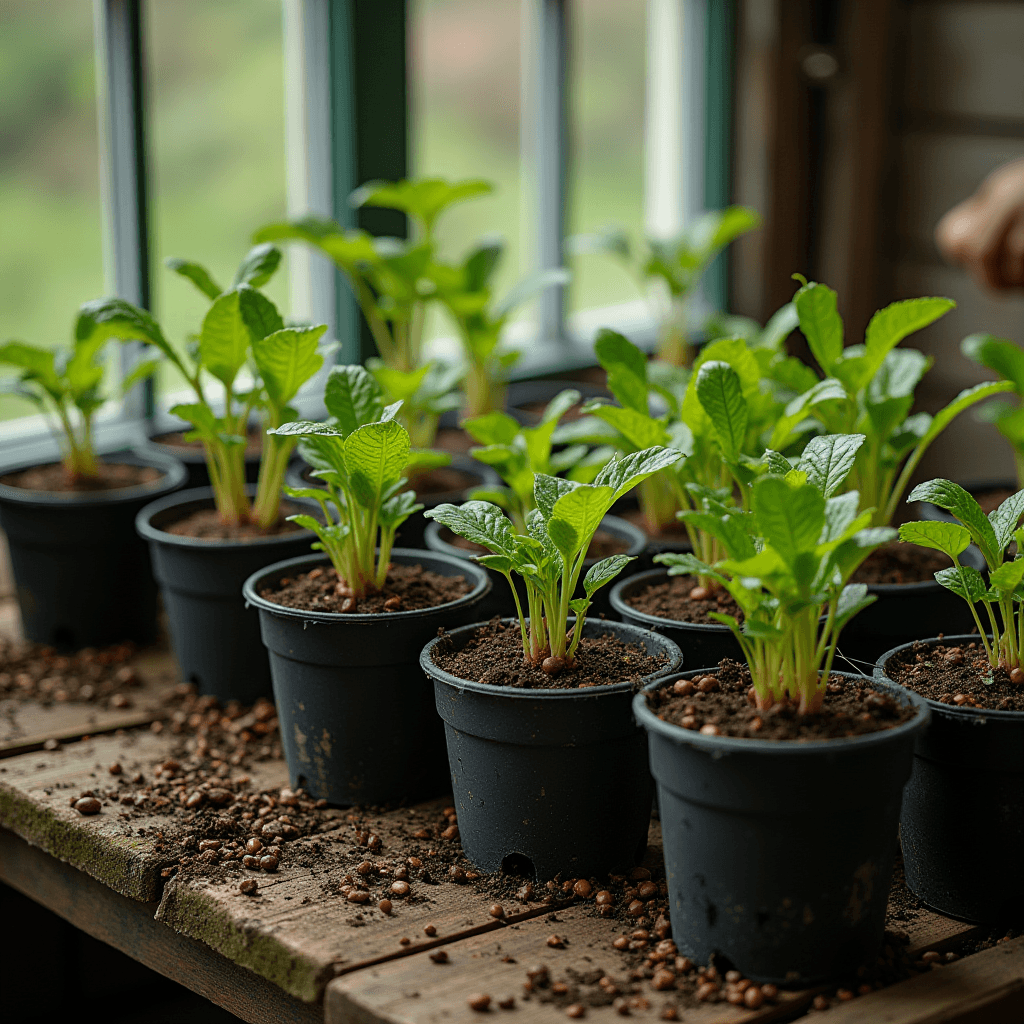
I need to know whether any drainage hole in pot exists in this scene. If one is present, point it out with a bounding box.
[500,852,536,879]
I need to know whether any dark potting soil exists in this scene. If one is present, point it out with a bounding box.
[620,508,690,542]
[442,526,629,561]
[1,461,160,493]
[153,428,263,457]
[407,466,478,496]
[431,618,667,690]
[625,574,742,626]
[262,562,470,614]
[434,427,475,453]
[645,659,916,740]
[884,641,1024,711]
[851,543,951,586]
[163,502,307,541]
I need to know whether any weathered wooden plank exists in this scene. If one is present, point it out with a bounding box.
[0,825,321,1024]
[817,935,1024,1024]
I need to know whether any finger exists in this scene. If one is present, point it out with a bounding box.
[936,201,982,263]
[1003,214,1024,288]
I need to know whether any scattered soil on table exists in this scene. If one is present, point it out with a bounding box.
[431,617,667,690]
[620,508,691,545]
[163,501,308,541]
[646,659,916,740]
[442,526,630,561]
[625,574,742,626]
[262,562,470,614]
[852,543,952,586]
[0,637,142,708]
[153,428,262,457]
[883,641,1024,711]
[408,466,480,497]
[1,461,160,493]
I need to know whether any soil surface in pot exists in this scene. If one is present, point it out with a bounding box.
[408,466,479,496]
[620,508,690,543]
[884,641,1024,711]
[163,501,307,541]
[153,428,263,457]
[435,427,474,453]
[646,659,916,740]
[261,563,469,614]
[441,526,629,560]
[851,543,951,586]
[1,461,160,493]
[432,618,667,690]
[625,575,741,625]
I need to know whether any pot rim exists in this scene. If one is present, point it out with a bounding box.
[243,550,491,624]
[875,634,1024,722]
[859,543,986,595]
[0,449,187,508]
[633,668,931,755]
[135,484,319,550]
[420,616,683,700]
[609,567,733,634]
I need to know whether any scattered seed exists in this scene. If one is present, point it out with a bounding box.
[489,904,506,919]
[467,994,491,1012]
[347,890,369,903]
[627,900,645,917]
[74,797,101,815]
[573,879,592,898]
[695,983,717,1002]
[672,679,694,696]
[613,937,629,950]
[429,950,448,964]
[378,899,393,915]
[651,970,674,991]
[356,860,374,875]
[542,656,565,676]
[424,924,437,936]
[744,987,764,1009]
[760,983,778,1000]
[441,825,460,841]
[239,879,258,895]
[595,890,614,906]
[245,837,263,854]
[565,1004,586,1018]
[391,881,411,897]
[383,596,402,612]
[242,855,260,869]
[637,881,657,900]
[259,855,278,872]
[1011,668,1024,685]
[547,934,565,948]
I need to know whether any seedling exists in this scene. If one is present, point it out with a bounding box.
[75,245,327,528]
[960,333,1024,486]
[791,278,1013,526]
[426,447,683,666]
[461,388,605,531]
[570,207,761,365]
[272,365,423,600]
[900,480,1024,670]
[657,434,895,712]
[0,326,110,481]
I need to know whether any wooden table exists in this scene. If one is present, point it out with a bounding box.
[1,631,1021,1024]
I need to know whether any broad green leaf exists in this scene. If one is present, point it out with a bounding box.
[287,514,325,534]
[820,492,863,544]
[405,449,452,475]
[654,551,715,577]
[0,341,60,392]
[678,510,756,560]
[583,402,669,450]
[324,364,384,437]
[769,377,847,449]
[477,553,515,575]
[542,388,583,425]
[238,285,285,340]
[961,333,1024,392]
[252,325,326,407]
[793,280,844,372]
[75,297,181,370]
[898,520,972,560]
[834,583,876,633]
[907,380,1015,467]
[200,290,253,387]
[494,267,571,321]
[863,297,954,378]
[534,473,581,520]
[756,302,799,351]
[351,177,493,233]
[270,419,346,438]
[762,449,794,475]
[594,329,648,413]
[120,357,162,394]
[283,486,333,503]
[548,485,616,558]
[343,419,411,508]
[380,490,423,531]
[990,489,1024,553]
[165,258,222,300]
[753,476,826,561]
[169,402,220,442]
[462,410,521,447]
[569,597,590,616]
[868,347,931,402]
[935,565,988,603]
[908,479,999,563]
[695,360,748,459]
[593,446,684,503]
[583,555,635,597]
[423,500,517,557]
[687,206,761,257]
[989,559,1024,594]
[463,236,503,290]
[233,243,282,289]
[797,433,866,498]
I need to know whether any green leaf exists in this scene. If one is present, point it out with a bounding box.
[477,553,515,575]
[541,388,583,425]
[593,446,684,503]
[898,520,972,560]
[380,489,423,532]
[934,565,988,603]
[821,492,867,544]
[324,364,384,437]
[165,258,222,300]
[548,485,616,558]
[423,500,518,557]
[989,559,1024,594]
[756,302,799,351]
[464,237,504,291]
[695,360,748,459]
[252,325,326,407]
[534,473,581,520]
[908,380,1015,465]
[169,402,220,442]
[793,280,844,372]
[569,597,590,616]
[343,419,410,508]
[582,402,669,450]
[351,177,493,233]
[834,583,876,633]
[797,433,866,498]
[989,489,1024,553]
[594,329,648,413]
[654,551,715,577]
[198,287,283,388]
[961,333,1024,392]
[678,510,756,560]
[753,476,826,561]
[863,297,955,378]
[287,514,325,534]
[769,377,847,449]
[120,357,162,394]
[908,479,999,563]
[233,243,282,289]
[583,554,635,597]
[75,297,181,369]
[0,341,60,392]
[494,268,571,321]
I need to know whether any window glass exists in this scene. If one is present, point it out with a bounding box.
[410,0,526,344]
[146,0,288,396]
[567,0,646,317]
[0,1,105,422]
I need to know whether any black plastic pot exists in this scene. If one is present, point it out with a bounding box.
[424,514,648,620]
[875,636,1024,922]
[285,453,494,550]
[421,618,683,880]
[243,550,491,806]
[0,450,187,649]
[634,669,930,984]
[143,426,262,490]
[609,568,741,670]
[915,478,1019,524]
[136,486,318,704]
[831,545,987,673]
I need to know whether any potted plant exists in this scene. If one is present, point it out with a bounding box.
[425,388,645,616]
[570,206,761,366]
[75,245,328,702]
[420,447,684,880]
[875,480,1024,922]
[0,324,186,648]
[788,279,1011,665]
[242,368,491,806]
[633,434,931,982]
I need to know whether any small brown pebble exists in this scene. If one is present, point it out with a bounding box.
[660,1007,677,1021]
[108,763,123,775]
[383,596,402,612]
[43,738,60,751]
[613,936,629,950]
[378,899,393,915]
[242,855,260,869]
[489,904,506,919]
[612,997,630,1015]
[424,924,437,936]
[630,867,651,880]
[944,952,960,963]
[812,995,830,1011]
[356,861,374,875]
[198,839,222,852]
[697,676,719,693]
[259,855,279,872]
[468,994,491,1012]
[546,934,565,948]
[206,787,232,806]
[391,881,411,897]
[441,825,460,841]
[680,715,697,730]
[551,982,569,995]
[498,997,515,1010]
[699,724,720,736]
[651,970,675,991]
[245,838,263,854]
[367,834,382,851]
[724,970,741,983]
[921,951,941,963]
[675,957,693,973]
[952,694,970,706]
[689,586,709,601]
[185,792,204,809]
[672,679,694,696]
[595,890,614,906]
[573,879,592,898]
[315,798,328,808]
[744,987,764,1009]
[449,865,467,883]
[517,882,535,901]
[760,984,778,1000]
[627,900,645,917]
[565,1004,585,1019]
[74,797,101,815]
[542,656,565,676]
[347,890,369,903]
[637,881,657,899]
[695,983,717,1002]
[399,936,411,945]
[1010,667,1024,685]
[429,950,448,964]
[239,879,258,895]
[836,989,854,1001]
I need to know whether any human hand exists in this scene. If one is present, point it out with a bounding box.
[936,158,1024,292]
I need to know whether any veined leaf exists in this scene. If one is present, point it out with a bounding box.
[934,565,988,603]
[989,489,1024,553]
[252,325,326,407]
[343,419,410,508]
[695,360,748,460]
[797,433,865,498]
[233,243,282,289]
[165,258,222,300]
[463,410,521,446]
[594,329,648,413]
[548,485,616,558]
[351,177,493,234]
[593,446,684,503]
[820,491,863,544]
[898,520,972,560]
[582,402,669,450]
[324,364,384,437]
[583,554,635,597]
[769,377,846,449]
[834,583,876,633]
[753,476,826,561]
[990,558,1024,594]
[534,473,582,520]
[908,479,999,563]
[793,280,844,372]
[863,297,954,378]
[380,490,423,532]
[961,333,1024,392]
[75,297,182,372]
[654,551,716,578]
[541,388,583,425]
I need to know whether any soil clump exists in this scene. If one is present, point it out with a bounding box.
[163,500,308,541]
[1,462,160,493]
[625,574,741,625]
